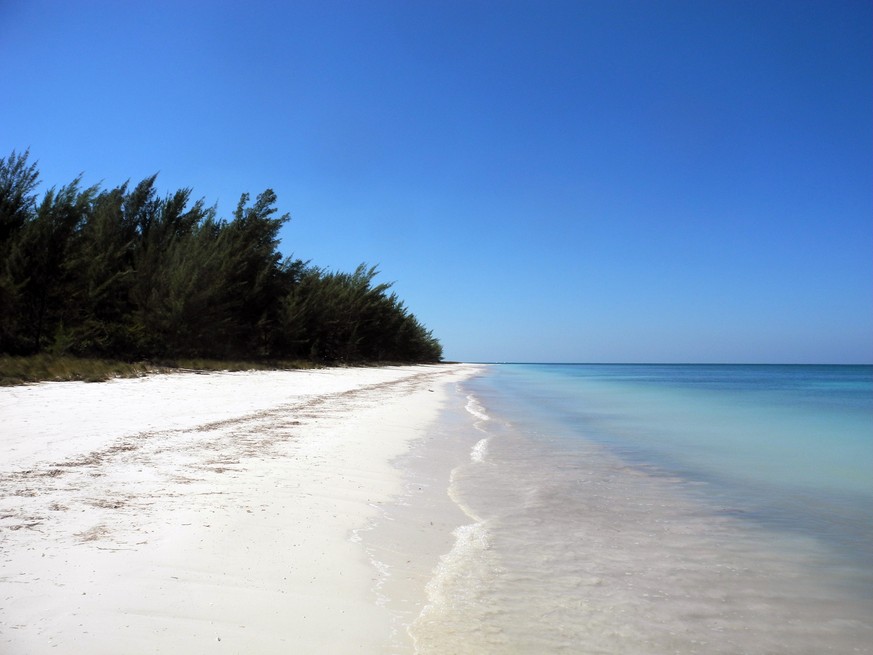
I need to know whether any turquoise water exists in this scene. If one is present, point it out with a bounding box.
[486,364,873,559]
[410,364,873,654]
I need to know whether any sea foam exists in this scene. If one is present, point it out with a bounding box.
[464,394,489,422]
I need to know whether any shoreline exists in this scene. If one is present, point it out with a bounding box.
[0,364,482,654]
[359,383,484,652]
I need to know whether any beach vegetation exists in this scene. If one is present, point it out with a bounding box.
[0,353,322,386]
[0,150,443,374]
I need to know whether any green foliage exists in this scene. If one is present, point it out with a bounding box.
[0,150,443,365]
[0,354,156,385]
[0,354,320,386]
[278,263,442,363]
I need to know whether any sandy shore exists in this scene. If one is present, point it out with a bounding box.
[0,364,481,654]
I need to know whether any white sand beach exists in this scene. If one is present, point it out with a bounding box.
[0,364,480,654]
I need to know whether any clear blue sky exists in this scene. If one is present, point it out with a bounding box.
[1,0,870,363]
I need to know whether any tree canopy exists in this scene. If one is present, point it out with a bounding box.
[0,150,443,363]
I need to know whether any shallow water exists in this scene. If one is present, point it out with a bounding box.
[408,364,873,654]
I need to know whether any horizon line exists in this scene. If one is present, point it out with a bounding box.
[457,361,873,367]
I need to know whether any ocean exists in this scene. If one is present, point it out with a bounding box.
[406,364,873,654]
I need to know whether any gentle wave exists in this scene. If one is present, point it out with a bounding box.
[470,437,489,463]
[410,396,496,652]
[464,394,490,422]
[410,521,494,654]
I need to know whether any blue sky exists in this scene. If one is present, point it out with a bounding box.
[1,0,870,363]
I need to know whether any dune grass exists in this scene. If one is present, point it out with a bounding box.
[0,354,321,386]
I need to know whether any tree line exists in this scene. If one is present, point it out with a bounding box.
[0,150,442,363]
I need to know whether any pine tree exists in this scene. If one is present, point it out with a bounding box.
[0,153,443,363]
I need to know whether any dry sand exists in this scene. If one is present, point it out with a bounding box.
[0,364,481,654]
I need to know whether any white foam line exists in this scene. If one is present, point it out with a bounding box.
[464,394,490,422]
[471,437,489,463]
